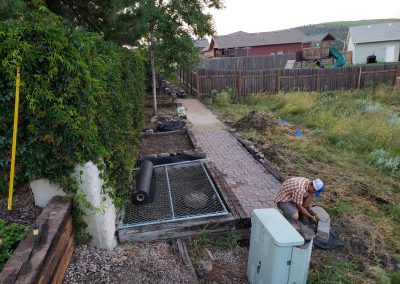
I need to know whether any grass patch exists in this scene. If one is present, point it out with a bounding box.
[327,201,351,218]
[207,85,400,281]
[190,230,239,258]
[308,258,362,284]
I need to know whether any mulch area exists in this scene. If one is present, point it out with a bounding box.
[0,183,42,225]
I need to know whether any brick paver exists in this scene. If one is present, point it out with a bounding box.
[179,99,280,217]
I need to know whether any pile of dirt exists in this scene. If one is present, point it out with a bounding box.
[234,110,292,135]
[257,142,299,173]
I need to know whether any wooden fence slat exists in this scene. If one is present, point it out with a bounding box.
[358,66,363,89]
[180,63,400,96]
[196,69,200,97]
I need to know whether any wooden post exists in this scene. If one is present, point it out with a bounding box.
[316,69,321,92]
[357,66,362,89]
[190,71,193,95]
[276,70,281,93]
[393,65,400,86]
[237,71,242,96]
[196,69,200,98]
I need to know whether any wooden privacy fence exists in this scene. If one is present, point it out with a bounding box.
[180,63,400,96]
[199,53,296,71]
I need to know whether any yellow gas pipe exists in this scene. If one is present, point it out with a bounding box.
[8,65,21,211]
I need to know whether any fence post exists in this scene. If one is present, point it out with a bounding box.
[276,70,281,93]
[393,65,400,86]
[196,70,200,98]
[357,66,362,89]
[316,69,320,92]
[237,71,242,96]
[190,71,193,95]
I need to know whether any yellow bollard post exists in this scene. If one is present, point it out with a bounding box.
[8,65,21,211]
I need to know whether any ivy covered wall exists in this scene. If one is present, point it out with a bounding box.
[0,4,145,205]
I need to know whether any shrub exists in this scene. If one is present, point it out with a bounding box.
[0,219,28,270]
[212,90,233,107]
[370,149,400,173]
[0,4,145,204]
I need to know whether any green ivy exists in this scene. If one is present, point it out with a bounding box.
[0,219,28,270]
[0,4,145,207]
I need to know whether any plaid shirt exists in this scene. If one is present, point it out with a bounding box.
[275,177,310,205]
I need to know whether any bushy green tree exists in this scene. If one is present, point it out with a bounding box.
[118,0,223,114]
[0,2,145,203]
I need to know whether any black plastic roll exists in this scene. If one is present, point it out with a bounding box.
[133,160,154,205]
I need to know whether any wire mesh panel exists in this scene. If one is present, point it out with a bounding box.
[168,163,226,218]
[121,167,172,227]
[119,160,228,229]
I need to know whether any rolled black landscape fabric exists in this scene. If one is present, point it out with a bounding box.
[137,152,206,167]
[133,160,154,205]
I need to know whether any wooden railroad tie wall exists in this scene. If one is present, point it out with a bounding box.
[180,63,400,96]
[0,196,74,284]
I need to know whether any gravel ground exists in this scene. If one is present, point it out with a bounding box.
[63,241,194,284]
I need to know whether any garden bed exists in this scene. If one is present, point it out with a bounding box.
[139,130,195,157]
[0,196,73,283]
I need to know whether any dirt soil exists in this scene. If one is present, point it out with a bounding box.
[234,110,293,135]
[233,110,400,276]
[191,247,249,284]
[144,102,180,130]
[139,131,194,156]
[0,184,42,225]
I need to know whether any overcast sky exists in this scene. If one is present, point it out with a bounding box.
[209,0,400,35]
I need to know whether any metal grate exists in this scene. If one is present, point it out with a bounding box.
[119,160,228,229]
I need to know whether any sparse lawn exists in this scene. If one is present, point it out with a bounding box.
[207,85,400,283]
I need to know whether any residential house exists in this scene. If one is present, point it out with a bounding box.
[346,23,400,64]
[208,29,308,57]
[193,39,212,58]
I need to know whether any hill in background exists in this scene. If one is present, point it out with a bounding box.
[296,18,400,50]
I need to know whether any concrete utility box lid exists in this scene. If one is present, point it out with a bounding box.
[253,208,304,247]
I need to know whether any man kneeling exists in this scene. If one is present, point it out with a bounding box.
[275,177,325,223]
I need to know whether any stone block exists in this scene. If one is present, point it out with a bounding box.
[316,221,330,243]
[312,206,330,222]
[30,179,66,208]
[75,161,117,250]
[257,153,265,159]
[158,152,170,158]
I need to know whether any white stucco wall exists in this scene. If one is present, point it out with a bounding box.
[75,161,117,250]
[30,161,118,250]
[348,39,400,64]
[30,179,66,208]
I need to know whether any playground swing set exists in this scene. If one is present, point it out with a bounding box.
[304,46,346,69]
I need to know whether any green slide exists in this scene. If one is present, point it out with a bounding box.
[329,46,346,67]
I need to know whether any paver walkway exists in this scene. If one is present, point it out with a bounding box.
[178,99,280,217]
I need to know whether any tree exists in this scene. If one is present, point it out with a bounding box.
[0,0,27,20]
[118,0,223,115]
[45,0,223,115]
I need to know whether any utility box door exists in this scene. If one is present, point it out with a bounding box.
[248,209,308,284]
[288,239,313,284]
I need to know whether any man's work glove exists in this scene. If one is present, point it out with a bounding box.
[311,215,319,224]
